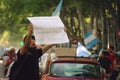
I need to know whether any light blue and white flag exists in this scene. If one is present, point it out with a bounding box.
[52,0,63,16]
[116,52,120,56]
[76,42,91,57]
[84,31,99,49]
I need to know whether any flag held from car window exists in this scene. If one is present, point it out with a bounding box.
[76,42,91,57]
[84,31,99,49]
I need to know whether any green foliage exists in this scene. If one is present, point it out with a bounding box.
[0,0,57,48]
[0,0,120,49]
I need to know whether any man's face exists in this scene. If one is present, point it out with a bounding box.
[30,40,36,48]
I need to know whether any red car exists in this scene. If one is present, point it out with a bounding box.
[41,56,106,80]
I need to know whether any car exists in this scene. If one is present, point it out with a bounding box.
[41,56,106,80]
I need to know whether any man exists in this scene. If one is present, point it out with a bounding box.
[107,46,115,71]
[107,46,118,80]
[9,24,55,80]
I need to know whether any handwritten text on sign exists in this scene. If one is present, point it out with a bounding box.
[27,16,69,44]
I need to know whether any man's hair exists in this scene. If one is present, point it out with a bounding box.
[102,50,109,56]
[109,45,114,50]
[23,35,35,43]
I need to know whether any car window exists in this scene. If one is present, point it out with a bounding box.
[49,63,101,78]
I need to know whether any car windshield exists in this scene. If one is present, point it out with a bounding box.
[49,63,102,78]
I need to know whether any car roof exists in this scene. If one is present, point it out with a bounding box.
[51,56,99,65]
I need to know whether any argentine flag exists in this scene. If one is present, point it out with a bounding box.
[76,42,91,57]
[52,0,63,16]
[84,31,99,49]
[116,52,120,56]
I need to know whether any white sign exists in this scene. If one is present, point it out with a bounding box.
[27,16,69,44]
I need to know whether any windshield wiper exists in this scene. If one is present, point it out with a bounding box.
[72,73,98,78]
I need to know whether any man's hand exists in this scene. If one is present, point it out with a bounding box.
[28,24,34,33]
[64,26,67,32]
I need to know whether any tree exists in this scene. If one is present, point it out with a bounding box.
[0,0,120,50]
